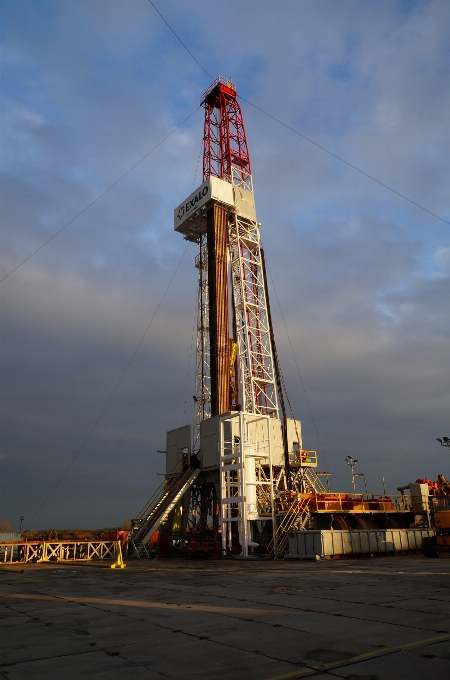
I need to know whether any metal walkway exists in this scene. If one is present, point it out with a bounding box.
[129,464,201,556]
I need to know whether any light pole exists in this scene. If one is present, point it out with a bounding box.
[436,437,450,448]
[317,472,332,492]
[345,456,358,492]
[19,516,24,534]
[354,472,368,494]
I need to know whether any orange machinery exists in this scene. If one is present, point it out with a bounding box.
[422,494,450,558]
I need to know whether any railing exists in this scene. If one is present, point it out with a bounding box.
[267,497,311,554]
[200,76,235,104]
[276,492,412,514]
[303,468,327,493]
[289,450,317,467]
[0,540,119,564]
[0,543,19,563]
[132,460,185,526]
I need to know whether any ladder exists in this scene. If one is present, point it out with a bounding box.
[130,540,150,559]
[267,496,311,555]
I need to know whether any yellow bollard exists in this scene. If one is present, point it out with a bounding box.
[111,541,126,569]
[37,542,48,563]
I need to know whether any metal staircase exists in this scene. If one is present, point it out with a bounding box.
[292,467,327,494]
[129,463,201,555]
[129,540,150,559]
[267,496,311,555]
[304,468,327,493]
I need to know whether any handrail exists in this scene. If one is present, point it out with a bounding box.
[200,76,235,105]
[0,540,117,563]
[267,497,311,554]
[132,467,201,545]
[289,450,317,466]
[276,492,412,514]
[133,460,185,523]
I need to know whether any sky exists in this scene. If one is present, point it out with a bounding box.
[1,0,449,530]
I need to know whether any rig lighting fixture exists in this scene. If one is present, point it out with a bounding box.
[345,456,359,492]
[354,472,368,494]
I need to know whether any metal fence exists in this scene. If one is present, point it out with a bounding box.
[0,540,117,564]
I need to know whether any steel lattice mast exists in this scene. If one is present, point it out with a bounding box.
[170,78,314,557]
[197,77,279,435]
[202,78,252,190]
[193,237,211,451]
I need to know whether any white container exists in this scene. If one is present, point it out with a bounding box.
[288,529,435,559]
[199,413,299,470]
[0,533,20,542]
[166,425,191,475]
[409,483,429,512]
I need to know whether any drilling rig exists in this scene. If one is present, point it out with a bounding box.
[129,76,321,558]
[127,77,439,560]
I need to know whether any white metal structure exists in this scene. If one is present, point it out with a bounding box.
[177,173,280,451]
[219,412,275,557]
[229,211,278,417]
[193,238,211,452]
[176,176,279,443]
[172,168,287,554]
[174,176,234,238]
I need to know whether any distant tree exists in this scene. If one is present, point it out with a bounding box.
[0,520,12,532]
[122,518,132,530]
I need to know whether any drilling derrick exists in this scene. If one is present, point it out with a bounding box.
[171,77,307,556]
[136,76,315,559]
[126,78,435,561]
[200,77,279,425]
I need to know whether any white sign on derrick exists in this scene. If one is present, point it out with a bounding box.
[174,179,211,231]
[174,176,243,240]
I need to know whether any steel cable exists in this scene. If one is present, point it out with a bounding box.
[0,107,200,283]
[148,0,448,226]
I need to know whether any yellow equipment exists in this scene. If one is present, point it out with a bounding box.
[422,494,450,558]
